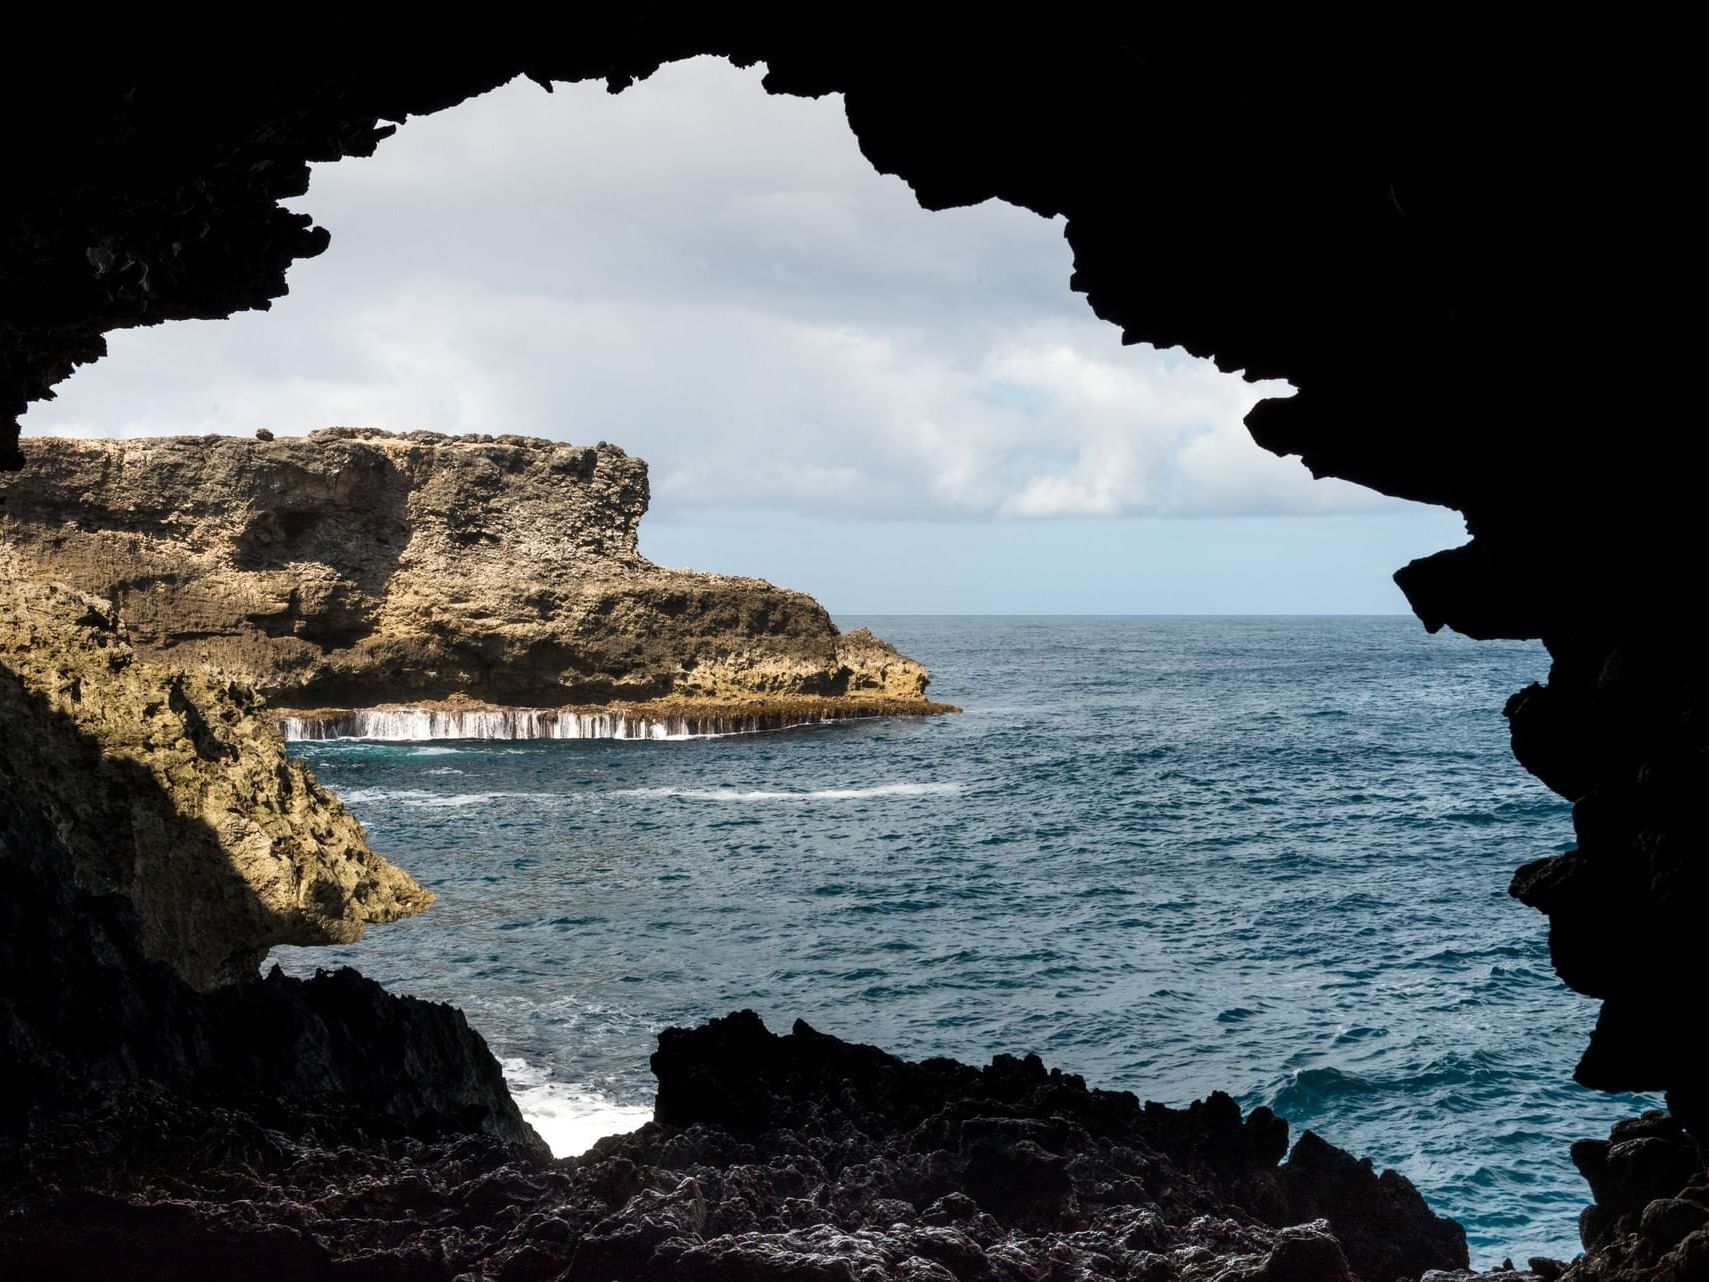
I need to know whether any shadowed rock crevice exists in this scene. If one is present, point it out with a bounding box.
[0,735,539,1154]
[0,576,539,1151]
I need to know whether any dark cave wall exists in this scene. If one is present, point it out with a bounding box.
[0,765,542,1152]
[2,0,1702,1154]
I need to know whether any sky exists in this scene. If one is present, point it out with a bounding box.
[23,57,1466,614]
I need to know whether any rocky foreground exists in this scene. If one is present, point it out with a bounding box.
[1,1008,1477,1282]
[0,581,538,1154]
[4,20,1707,1280]
[0,429,950,728]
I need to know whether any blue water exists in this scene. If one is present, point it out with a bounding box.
[278,616,1648,1264]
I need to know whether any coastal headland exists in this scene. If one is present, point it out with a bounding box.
[0,429,955,736]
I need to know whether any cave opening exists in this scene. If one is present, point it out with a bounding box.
[10,30,1695,1282]
[21,57,1637,1260]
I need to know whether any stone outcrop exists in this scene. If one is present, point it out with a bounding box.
[0,581,538,1151]
[0,430,944,724]
[0,574,429,989]
[0,833,541,1148]
[0,1011,1467,1281]
[1546,1111,1709,1282]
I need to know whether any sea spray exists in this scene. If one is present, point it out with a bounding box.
[501,1058,653,1157]
[280,708,694,741]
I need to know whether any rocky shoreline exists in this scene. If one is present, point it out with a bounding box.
[2,464,1696,1281]
[0,576,431,990]
[7,566,1691,1280]
[0,571,1501,1281]
[1,1009,1476,1282]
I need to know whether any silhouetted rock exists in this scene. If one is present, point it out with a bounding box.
[645,1011,1467,1278]
[1280,1129,1469,1282]
[0,585,537,1151]
[0,808,540,1153]
[1563,1109,1708,1277]
[1,1011,1467,1281]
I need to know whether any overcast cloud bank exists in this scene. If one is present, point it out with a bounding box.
[27,58,1396,527]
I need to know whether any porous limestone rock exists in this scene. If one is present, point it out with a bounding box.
[0,574,430,989]
[0,429,940,717]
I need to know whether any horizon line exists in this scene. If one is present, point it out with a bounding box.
[827,611,1425,619]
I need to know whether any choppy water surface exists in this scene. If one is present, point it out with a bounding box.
[278,616,1648,1264]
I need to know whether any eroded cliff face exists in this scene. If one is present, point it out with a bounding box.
[0,429,937,716]
[0,575,430,990]
[0,575,537,1152]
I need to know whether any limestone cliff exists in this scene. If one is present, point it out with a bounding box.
[0,429,944,725]
[0,575,430,989]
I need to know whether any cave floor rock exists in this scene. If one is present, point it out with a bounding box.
[1,1010,1479,1282]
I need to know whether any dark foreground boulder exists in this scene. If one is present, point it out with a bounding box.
[1551,1109,1709,1282]
[0,774,541,1155]
[639,1010,1468,1279]
[2,1010,1470,1281]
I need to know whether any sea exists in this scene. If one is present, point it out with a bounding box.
[275,615,1649,1265]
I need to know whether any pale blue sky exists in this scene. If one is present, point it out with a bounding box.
[25,58,1464,614]
[642,510,1464,615]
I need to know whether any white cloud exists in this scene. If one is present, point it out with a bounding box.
[25,56,1394,522]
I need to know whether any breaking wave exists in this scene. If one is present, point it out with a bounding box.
[610,782,963,802]
[278,706,860,742]
[501,1058,653,1158]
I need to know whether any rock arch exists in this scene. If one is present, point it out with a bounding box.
[2,10,1701,1268]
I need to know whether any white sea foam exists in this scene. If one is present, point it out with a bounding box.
[409,792,504,809]
[277,705,866,742]
[330,786,415,805]
[501,1058,652,1157]
[283,708,735,741]
[611,781,962,802]
[330,787,553,809]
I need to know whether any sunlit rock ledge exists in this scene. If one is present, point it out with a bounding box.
[0,577,431,991]
[277,694,960,741]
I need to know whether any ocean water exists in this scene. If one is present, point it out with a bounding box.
[276,616,1649,1265]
